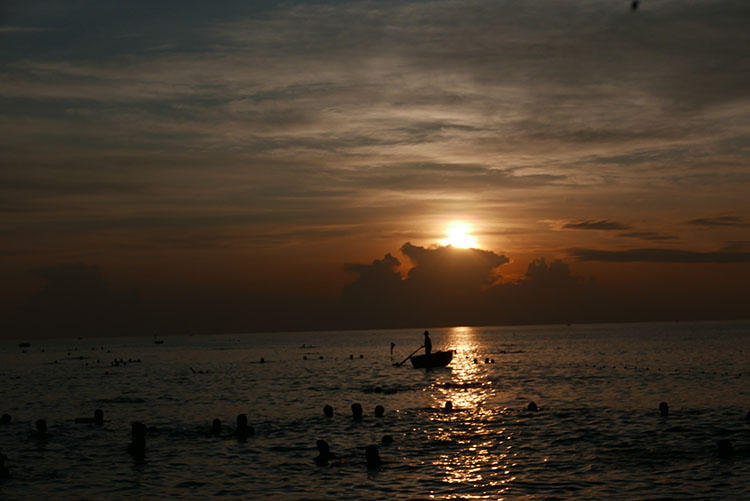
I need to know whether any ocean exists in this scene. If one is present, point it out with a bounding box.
[1,321,748,499]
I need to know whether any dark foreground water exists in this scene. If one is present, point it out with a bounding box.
[1,321,748,499]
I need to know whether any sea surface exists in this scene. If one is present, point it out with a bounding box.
[1,321,748,500]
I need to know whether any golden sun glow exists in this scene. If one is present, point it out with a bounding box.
[439,222,478,249]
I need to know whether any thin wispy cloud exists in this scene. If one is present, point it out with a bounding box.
[686,215,748,227]
[563,220,632,231]
[569,248,750,263]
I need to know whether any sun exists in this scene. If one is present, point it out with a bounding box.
[439,221,478,249]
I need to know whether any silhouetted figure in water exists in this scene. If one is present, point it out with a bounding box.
[34,419,48,438]
[314,439,337,466]
[527,401,539,412]
[444,401,453,412]
[374,405,384,418]
[717,439,734,458]
[366,445,382,470]
[259,357,264,363]
[210,418,222,436]
[324,405,334,418]
[631,0,639,11]
[352,403,363,421]
[0,414,10,425]
[0,450,8,479]
[390,342,395,357]
[659,402,669,417]
[485,358,490,364]
[381,435,393,445]
[235,414,254,440]
[75,409,104,426]
[128,422,146,459]
[424,331,432,355]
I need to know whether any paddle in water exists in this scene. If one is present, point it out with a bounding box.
[393,345,424,367]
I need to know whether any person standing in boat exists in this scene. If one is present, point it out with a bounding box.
[423,330,432,355]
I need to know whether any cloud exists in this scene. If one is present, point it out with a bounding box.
[563,220,632,230]
[341,243,609,327]
[619,231,679,241]
[568,247,750,263]
[686,215,748,227]
[342,243,510,327]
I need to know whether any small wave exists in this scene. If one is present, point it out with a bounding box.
[175,481,206,488]
[95,396,147,404]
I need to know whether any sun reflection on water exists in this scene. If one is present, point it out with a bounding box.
[426,327,515,497]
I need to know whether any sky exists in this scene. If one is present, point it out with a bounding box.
[1,0,748,337]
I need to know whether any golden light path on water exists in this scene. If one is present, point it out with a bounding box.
[426,327,517,499]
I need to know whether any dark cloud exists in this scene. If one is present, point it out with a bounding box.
[341,243,609,327]
[686,215,748,227]
[619,232,679,241]
[569,248,750,263]
[342,243,509,327]
[563,220,632,231]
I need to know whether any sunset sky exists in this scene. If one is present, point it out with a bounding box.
[1,0,748,337]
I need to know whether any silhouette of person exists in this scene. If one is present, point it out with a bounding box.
[351,403,363,421]
[381,435,393,445]
[390,342,395,357]
[128,421,146,459]
[323,405,334,418]
[0,450,8,479]
[444,401,453,412]
[0,414,10,425]
[235,414,254,440]
[33,419,48,439]
[314,439,337,466]
[659,402,669,417]
[374,405,384,418]
[423,330,432,355]
[527,401,539,412]
[366,445,382,470]
[210,418,222,436]
[717,439,734,458]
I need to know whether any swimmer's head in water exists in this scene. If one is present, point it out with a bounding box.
[351,403,363,420]
[374,405,384,418]
[659,402,669,417]
[236,414,248,428]
[131,421,147,439]
[323,405,334,418]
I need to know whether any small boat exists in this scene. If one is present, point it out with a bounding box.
[410,350,454,369]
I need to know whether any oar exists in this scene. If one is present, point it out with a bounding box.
[393,345,424,367]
